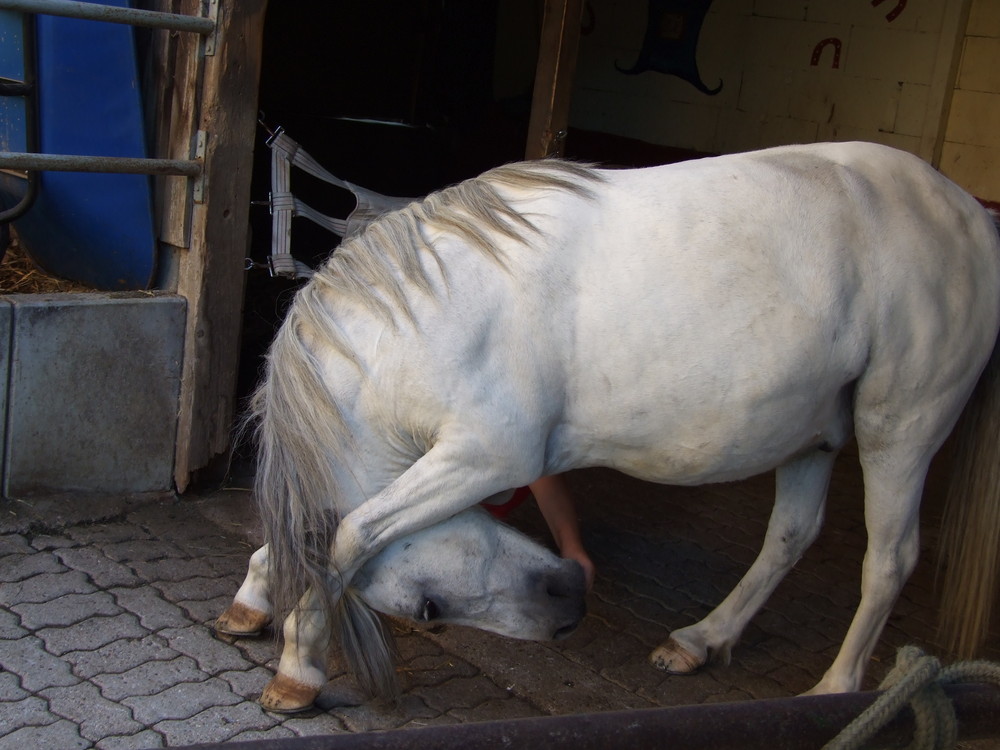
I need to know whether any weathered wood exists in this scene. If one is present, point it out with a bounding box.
[142,0,266,490]
[169,0,268,491]
[525,0,583,160]
[142,0,202,252]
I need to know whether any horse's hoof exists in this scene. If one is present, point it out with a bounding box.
[214,602,272,637]
[650,638,704,674]
[259,674,321,713]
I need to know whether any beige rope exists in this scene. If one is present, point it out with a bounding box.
[823,645,1000,750]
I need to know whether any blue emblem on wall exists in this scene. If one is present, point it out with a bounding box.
[617,0,722,95]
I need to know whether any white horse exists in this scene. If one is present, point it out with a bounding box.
[217,141,1000,712]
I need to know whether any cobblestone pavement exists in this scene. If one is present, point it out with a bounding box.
[2,451,999,748]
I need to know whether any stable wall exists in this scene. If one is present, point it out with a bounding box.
[939,0,1000,203]
[570,0,1000,202]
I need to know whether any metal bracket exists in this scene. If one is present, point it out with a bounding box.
[192,130,208,203]
[203,0,220,56]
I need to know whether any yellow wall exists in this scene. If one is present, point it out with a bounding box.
[939,0,1000,202]
[570,0,1000,201]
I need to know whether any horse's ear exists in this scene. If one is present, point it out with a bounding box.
[334,588,401,702]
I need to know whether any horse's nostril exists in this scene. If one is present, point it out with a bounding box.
[544,561,586,599]
[553,622,579,640]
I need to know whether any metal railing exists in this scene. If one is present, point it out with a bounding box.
[0,0,215,181]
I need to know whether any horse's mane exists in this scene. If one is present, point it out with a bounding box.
[251,159,603,699]
[307,159,604,328]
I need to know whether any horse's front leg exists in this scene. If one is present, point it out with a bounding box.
[216,545,274,636]
[651,449,836,674]
[260,583,335,712]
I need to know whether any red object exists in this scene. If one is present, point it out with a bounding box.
[483,486,532,519]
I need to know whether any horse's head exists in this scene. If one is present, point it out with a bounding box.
[352,507,587,641]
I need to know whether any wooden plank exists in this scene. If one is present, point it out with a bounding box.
[141,0,201,251]
[918,0,974,165]
[525,0,583,160]
[170,0,268,491]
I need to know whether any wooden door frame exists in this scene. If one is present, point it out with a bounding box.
[155,0,579,490]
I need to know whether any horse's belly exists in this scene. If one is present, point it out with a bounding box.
[556,315,861,484]
[562,382,851,485]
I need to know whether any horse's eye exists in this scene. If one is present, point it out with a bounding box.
[421,599,439,622]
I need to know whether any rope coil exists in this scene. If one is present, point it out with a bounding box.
[824,645,1000,750]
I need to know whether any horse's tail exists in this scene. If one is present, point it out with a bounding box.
[937,209,1000,657]
[249,290,398,698]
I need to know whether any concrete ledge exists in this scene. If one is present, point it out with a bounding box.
[1,292,186,497]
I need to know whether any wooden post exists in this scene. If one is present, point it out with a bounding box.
[146,0,268,491]
[525,0,583,160]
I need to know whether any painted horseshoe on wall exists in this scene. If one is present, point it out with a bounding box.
[810,38,842,69]
[871,0,907,23]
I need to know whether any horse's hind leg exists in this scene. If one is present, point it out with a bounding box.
[806,442,932,694]
[216,545,274,636]
[652,449,836,674]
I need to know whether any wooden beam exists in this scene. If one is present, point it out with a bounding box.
[525,0,583,160]
[918,0,973,166]
[154,0,267,491]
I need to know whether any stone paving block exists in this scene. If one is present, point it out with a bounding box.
[446,696,544,723]
[640,670,726,706]
[0,718,88,749]
[41,681,144,742]
[67,523,150,546]
[127,504,223,543]
[153,574,241,604]
[123,677,242,725]
[13,591,121,629]
[765,661,821,695]
[95,729,165,749]
[92,655,207,702]
[158,625,250,674]
[411,674,508,712]
[55,547,141,588]
[177,593,239,625]
[334,694,437,733]
[401,713,462,729]
[0,609,26,640]
[28,534,80,552]
[171,532,250,558]
[281,712,349,737]
[37,612,148,656]
[201,553,253,577]
[110,586,190,631]
[0,551,66,582]
[131,558,208,583]
[101,539,183,563]
[0,695,53,728]
[217,666,274,700]
[0,570,96,607]
[568,628,648,674]
[713,663,787,700]
[0,671,27,701]
[227,632,280,667]
[598,656,666,698]
[313,675,367,711]
[154,701,278,746]
[0,535,32,556]
[399,653,480,689]
[228,725,296,743]
[63,633,178,680]
[2,635,80,691]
